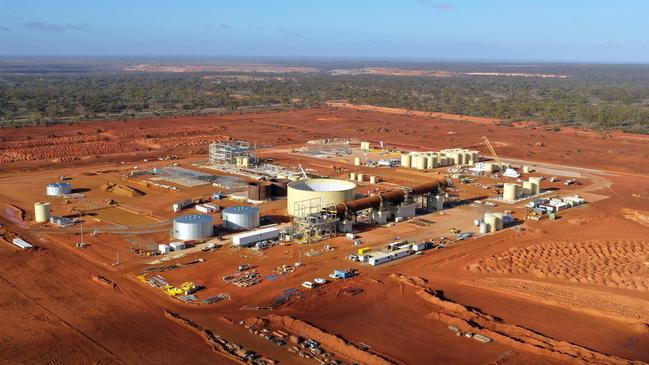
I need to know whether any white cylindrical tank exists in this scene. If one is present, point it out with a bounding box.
[492,212,505,230]
[528,177,542,195]
[357,173,364,182]
[369,176,377,184]
[416,155,426,170]
[222,206,260,230]
[523,166,530,173]
[455,153,464,165]
[426,155,437,169]
[400,153,411,168]
[241,157,250,167]
[503,183,521,202]
[522,181,534,196]
[439,157,448,166]
[173,214,214,241]
[350,172,356,181]
[46,182,72,196]
[484,214,500,233]
[287,178,356,216]
[354,156,361,166]
[479,222,489,234]
[34,202,51,223]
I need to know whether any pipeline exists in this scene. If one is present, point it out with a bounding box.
[335,178,450,217]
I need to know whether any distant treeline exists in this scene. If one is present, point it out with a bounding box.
[1,66,649,134]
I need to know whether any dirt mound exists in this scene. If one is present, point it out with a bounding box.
[622,208,649,228]
[467,277,649,328]
[467,240,649,291]
[392,274,644,365]
[100,182,145,197]
[262,314,394,365]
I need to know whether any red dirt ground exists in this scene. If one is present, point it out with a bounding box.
[0,106,648,364]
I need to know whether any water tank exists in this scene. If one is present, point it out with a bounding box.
[492,212,505,230]
[503,183,521,202]
[471,151,480,164]
[46,182,72,196]
[369,176,377,184]
[415,155,426,170]
[427,155,438,169]
[350,172,356,181]
[34,202,51,223]
[173,214,214,241]
[528,177,542,195]
[479,222,489,234]
[484,213,501,233]
[270,179,289,197]
[222,206,260,230]
[400,153,411,168]
[455,153,464,165]
[248,181,271,201]
[522,181,534,196]
[357,173,364,182]
[287,178,356,216]
[439,157,448,166]
[354,156,361,166]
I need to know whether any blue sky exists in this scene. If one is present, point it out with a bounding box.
[0,0,648,62]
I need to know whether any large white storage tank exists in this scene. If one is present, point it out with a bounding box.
[415,155,427,170]
[528,177,542,195]
[34,202,51,223]
[46,182,72,196]
[287,178,356,216]
[400,153,411,168]
[522,181,534,196]
[484,213,501,233]
[222,206,260,230]
[503,183,521,202]
[172,214,214,241]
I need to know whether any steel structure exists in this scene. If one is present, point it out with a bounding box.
[209,140,256,166]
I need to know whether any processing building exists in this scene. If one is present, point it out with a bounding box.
[172,214,214,241]
[287,178,356,217]
[222,206,260,230]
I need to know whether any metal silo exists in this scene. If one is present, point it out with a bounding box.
[46,182,72,196]
[173,214,214,241]
[222,206,260,230]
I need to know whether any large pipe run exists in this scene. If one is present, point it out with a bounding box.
[335,178,449,217]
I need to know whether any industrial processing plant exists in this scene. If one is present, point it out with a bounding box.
[0,104,640,365]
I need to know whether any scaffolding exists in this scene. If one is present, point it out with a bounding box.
[209,140,256,166]
[285,198,340,243]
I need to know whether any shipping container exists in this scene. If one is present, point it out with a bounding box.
[232,227,279,247]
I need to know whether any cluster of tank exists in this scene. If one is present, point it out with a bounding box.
[400,149,480,170]
[503,177,542,202]
[348,172,378,184]
[172,204,263,240]
[475,212,514,233]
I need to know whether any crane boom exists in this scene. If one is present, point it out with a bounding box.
[481,136,502,165]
